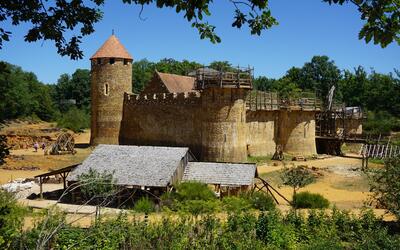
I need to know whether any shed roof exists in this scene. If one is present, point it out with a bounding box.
[67,145,189,187]
[183,162,257,186]
[156,71,196,93]
[90,35,133,60]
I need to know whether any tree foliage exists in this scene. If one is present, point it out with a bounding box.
[54,69,91,112]
[56,106,90,133]
[1,1,398,59]
[281,165,316,195]
[77,168,116,202]
[0,61,57,121]
[0,190,26,249]
[368,156,400,220]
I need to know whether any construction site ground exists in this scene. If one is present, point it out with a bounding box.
[0,121,394,228]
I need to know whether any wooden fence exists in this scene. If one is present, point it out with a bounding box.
[359,143,400,159]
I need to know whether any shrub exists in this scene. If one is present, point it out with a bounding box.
[174,182,216,201]
[77,168,116,203]
[292,191,329,209]
[0,190,26,249]
[177,200,220,216]
[242,191,276,211]
[57,107,90,133]
[256,209,297,249]
[222,196,251,212]
[133,197,155,214]
[368,156,400,220]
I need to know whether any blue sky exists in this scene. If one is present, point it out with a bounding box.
[0,0,399,84]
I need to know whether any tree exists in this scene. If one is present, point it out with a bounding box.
[1,1,398,60]
[54,69,91,112]
[0,135,10,166]
[209,61,236,72]
[287,56,341,107]
[280,165,315,196]
[0,61,57,121]
[57,107,90,133]
[368,156,400,220]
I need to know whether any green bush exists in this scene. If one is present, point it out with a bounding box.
[177,200,220,216]
[174,182,216,201]
[133,197,155,214]
[368,156,400,220]
[222,196,251,212]
[292,191,330,209]
[57,107,90,133]
[242,191,276,211]
[0,190,26,249]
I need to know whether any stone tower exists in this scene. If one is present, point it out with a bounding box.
[198,68,253,163]
[90,35,133,145]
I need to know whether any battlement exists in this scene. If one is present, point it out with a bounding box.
[124,91,202,105]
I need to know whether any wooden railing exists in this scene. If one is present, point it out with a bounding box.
[195,67,253,89]
[360,143,400,159]
[246,91,321,111]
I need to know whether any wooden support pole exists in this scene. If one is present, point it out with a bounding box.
[39,177,43,199]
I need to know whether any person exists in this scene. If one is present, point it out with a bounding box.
[33,142,39,152]
[41,142,46,151]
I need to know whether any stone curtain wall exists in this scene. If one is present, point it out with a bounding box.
[91,58,132,145]
[120,92,203,158]
[119,90,318,162]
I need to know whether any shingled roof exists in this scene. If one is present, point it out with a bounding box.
[90,35,133,60]
[156,71,196,93]
[183,162,257,186]
[67,145,189,187]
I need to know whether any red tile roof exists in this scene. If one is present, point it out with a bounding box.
[90,35,133,60]
[156,71,196,93]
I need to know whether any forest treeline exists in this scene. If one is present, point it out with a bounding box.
[0,56,399,133]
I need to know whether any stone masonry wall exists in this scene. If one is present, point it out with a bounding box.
[278,110,317,155]
[246,110,277,157]
[201,88,248,163]
[119,92,203,158]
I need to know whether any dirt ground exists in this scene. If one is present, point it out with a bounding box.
[0,121,92,184]
[257,157,372,209]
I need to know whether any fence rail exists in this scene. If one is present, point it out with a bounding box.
[360,143,400,159]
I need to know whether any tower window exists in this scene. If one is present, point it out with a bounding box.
[124,59,129,65]
[104,84,109,96]
[109,58,115,64]
[97,58,101,65]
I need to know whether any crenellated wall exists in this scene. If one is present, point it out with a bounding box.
[119,92,203,158]
[118,91,318,161]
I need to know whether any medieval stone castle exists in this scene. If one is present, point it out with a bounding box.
[90,35,358,163]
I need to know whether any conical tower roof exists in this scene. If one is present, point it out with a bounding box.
[90,35,133,60]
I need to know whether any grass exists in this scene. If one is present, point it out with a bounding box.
[247,155,272,165]
[368,158,385,165]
